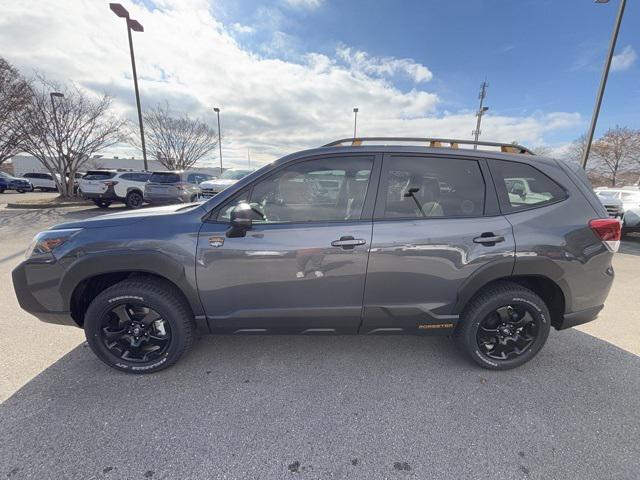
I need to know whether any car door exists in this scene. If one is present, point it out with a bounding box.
[196,154,380,334]
[361,153,515,335]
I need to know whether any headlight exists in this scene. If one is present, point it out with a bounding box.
[25,228,83,260]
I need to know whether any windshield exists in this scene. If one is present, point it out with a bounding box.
[221,169,253,180]
[596,191,618,198]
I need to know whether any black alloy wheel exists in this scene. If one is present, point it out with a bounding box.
[100,304,171,363]
[126,191,144,209]
[476,305,538,361]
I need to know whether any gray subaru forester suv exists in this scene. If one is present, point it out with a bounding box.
[12,138,619,373]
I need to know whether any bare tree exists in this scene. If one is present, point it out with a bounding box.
[139,103,218,170]
[531,145,553,157]
[590,126,640,186]
[18,76,125,197]
[566,134,589,166]
[0,57,32,166]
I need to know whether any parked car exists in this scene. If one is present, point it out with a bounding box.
[595,187,640,235]
[200,168,255,197]
[12,137,618,374]
[145,170,214,204]
[79,170,152,209]
[21,172,58,191]
[0,171,33,193]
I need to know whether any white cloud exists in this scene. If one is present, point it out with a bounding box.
[611,45,637,72]
[282,0,324,10]
[0,0,581,167]
[336,45,433,84]
[232,23,254,34]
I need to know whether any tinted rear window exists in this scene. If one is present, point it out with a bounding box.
[149,172,181,183]
[84,171,116,180]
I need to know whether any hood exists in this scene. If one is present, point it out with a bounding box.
[51,203,205,230]
[201,179,237,188]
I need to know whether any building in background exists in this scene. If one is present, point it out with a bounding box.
[4,155,223,178]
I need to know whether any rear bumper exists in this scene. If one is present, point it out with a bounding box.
[82,185,119,201]
[556,305,604,330]
[12,261,77,327]
[145,192,192,203]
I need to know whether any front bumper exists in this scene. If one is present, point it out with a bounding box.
[12,261,77,327]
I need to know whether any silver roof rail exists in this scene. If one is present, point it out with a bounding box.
[322,137,534,155]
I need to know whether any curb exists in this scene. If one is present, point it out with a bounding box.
[5,202,91,209]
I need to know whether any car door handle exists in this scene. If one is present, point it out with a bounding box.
[331,236,366,249]
[473,234,505,245]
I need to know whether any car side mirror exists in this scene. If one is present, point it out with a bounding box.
[226,202,256,238]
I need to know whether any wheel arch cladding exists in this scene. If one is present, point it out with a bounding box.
[457,275,566,330]
[64,251,204,326]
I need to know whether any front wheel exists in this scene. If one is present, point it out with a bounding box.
[93,199,111,208]
[455,281,551,370]
[84,278,195,373]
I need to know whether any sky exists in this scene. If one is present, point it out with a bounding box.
[0,0,638,168]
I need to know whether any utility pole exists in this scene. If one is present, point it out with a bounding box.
[353,107,358,138]
[110,3,148,170]
[582,0,627,169]
[472,81,489,149]
[213,107,222,173]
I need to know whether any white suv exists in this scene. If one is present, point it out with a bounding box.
[79,170,152,209]
[595,187,640,235]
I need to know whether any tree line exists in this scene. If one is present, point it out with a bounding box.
[1,56,639,197]
[0,57,218,197]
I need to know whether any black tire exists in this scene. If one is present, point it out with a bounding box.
[454,281,551,370]
[0,187,4,194]
[84,278,194,374]
[17,189,26,193]
[125,190,144,209]
[93,199,111,208]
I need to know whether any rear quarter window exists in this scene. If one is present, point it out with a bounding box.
[491,160,567,213]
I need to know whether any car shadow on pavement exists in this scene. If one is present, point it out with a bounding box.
[1,330,639,480]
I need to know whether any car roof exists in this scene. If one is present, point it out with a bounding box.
[271,144,559,170]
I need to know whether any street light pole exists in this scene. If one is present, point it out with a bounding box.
[582,0,627,169]
[353,107,358,138]
[110,3,148,170]
[214,107,222,173]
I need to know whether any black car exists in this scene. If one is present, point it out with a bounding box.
[0,171,33,193]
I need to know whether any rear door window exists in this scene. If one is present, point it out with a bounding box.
[379,155,485,219]
[149,172,181,184]
[491,160,567,213]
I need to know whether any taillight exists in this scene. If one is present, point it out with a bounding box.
[102,181,119,187]
[589,218,621,252]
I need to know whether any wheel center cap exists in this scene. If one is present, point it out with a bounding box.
[133,326,142,336]
[500,326,511,336]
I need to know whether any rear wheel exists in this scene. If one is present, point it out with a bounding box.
[84,278,194,373]
[125,191,144,209]
[0,187,4,194]
[455,282,551,370]
[93,199,111,208]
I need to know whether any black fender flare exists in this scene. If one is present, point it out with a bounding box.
[452,256,571,314]
[60,250,204,317]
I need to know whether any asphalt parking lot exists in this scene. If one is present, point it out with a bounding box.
[1,204,639,479]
